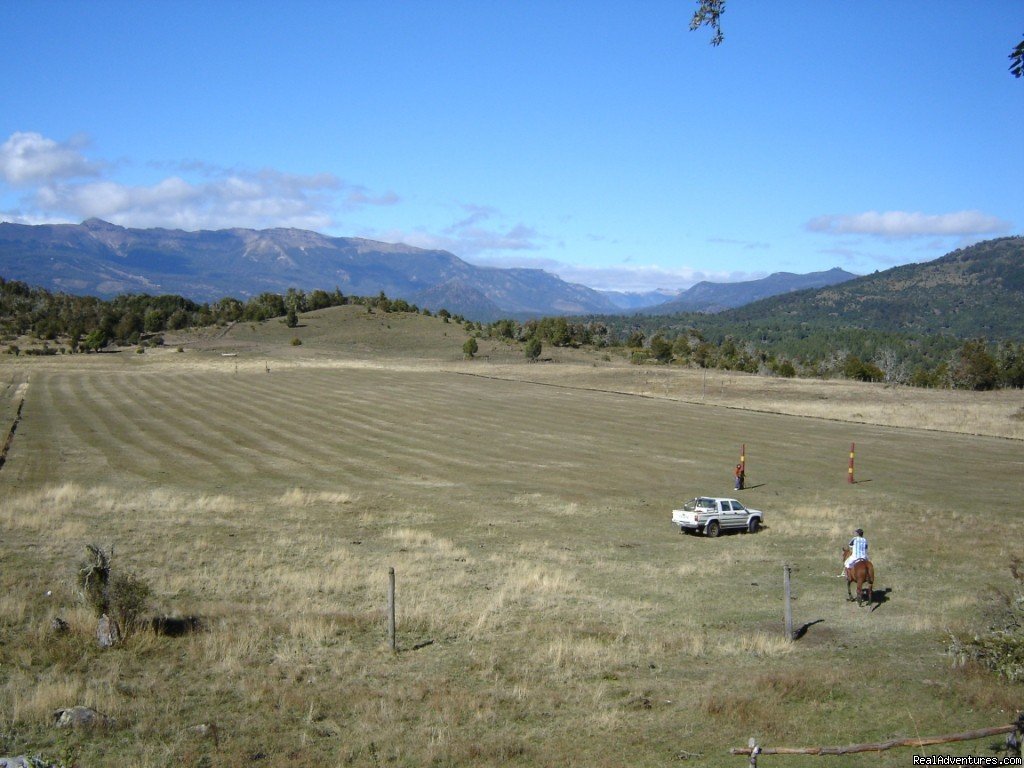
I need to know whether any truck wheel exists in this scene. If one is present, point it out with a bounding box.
[705,520,721,538]
[748,518,760,533]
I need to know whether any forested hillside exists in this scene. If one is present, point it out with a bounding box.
[724,237,1024,339]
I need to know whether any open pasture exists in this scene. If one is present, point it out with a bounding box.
[1,341,1022,766]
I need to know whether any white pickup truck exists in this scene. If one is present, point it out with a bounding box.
[672,497,764,537]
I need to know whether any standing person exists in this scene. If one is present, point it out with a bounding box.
[842,528,868,576]
[734,463,745,491]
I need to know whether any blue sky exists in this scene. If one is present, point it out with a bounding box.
[2,1,1021,292]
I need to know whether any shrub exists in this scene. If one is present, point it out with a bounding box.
[107,571,152,633]
[948,558,1024,682]
[463,337,478,359]
[524,338,542,361]
[291,337,302,346]
[76,545,152,637]
[774,360,797,378]
[649,335,673,363]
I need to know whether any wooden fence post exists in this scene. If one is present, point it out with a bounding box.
[387,567,396,652]
[783,564,793,640]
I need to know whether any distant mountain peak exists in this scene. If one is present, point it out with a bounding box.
[82,218,123,230]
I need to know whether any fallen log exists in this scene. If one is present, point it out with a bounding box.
[731,722,1019,756]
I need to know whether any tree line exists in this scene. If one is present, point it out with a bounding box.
[0,279,430,353]
[474,313,1024,391]
[3,276,1021,390]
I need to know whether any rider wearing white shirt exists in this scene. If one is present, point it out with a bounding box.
[844,528,868,570]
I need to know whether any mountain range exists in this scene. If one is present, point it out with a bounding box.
[0,219,864,320]
[642,267,858,314]
[0,219,618,321]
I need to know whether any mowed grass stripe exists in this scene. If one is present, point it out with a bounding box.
[121,370,313,484]
[205,369,468,487]
[221,369,522,483]
[30,371,198,481]
[86,371,259,483]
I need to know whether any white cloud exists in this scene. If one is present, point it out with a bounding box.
[31,172,338,231]
[0,131,400,232]
[806,210,1011,239]
[443,204,542,254]
[0,132,99,185]
[377,204,544,257]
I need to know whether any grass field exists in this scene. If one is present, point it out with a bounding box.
[1,308,1022,767]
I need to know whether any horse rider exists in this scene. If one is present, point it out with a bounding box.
[841,528,868,577]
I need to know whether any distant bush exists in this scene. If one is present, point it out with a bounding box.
[774,360,797,378]
[291,337,302,346]
[844,355,884,382]
[463,337,478,359]
[649,335,673,363]
[525,338,542,361]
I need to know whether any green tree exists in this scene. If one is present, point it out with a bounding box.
[285,307,299,328]
[997,341,1024,388]
[774,359,796,378]
[462,337,478,359]
[525,337,542,361]
[493,319,518,340]
[82,328,109,352]
[307,289,333,311]
[947,339,999,390]
[843,355,884,382]
[649,335,673,363]
[672,335,692,362]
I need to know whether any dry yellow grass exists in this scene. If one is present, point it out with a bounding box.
[1,332,1022,766]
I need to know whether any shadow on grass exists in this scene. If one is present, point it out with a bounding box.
[869,587,892,612]
[740,483,767,491]
[793,618,824,640]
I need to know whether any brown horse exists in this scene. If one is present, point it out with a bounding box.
[842,546,874,606]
